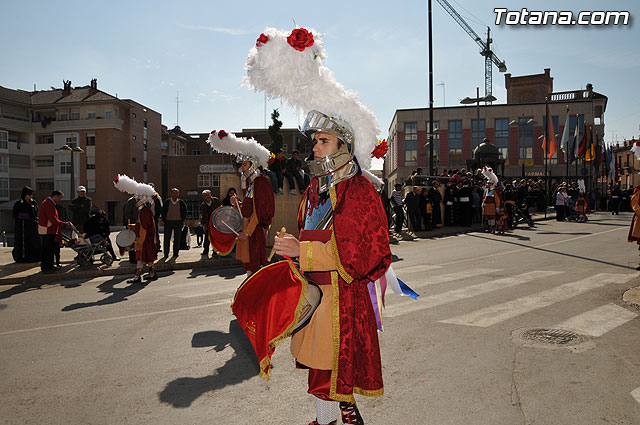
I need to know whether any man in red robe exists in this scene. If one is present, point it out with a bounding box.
[127,199,158,283]
[275,111,392,425]
[233,160,275,275]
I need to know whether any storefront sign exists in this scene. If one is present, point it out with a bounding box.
[199,164,235,173]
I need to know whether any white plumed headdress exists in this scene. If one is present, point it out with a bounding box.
[482,166,499,185]
[578,178,586,194]
[113,174,156,200]
[206,130,270,169]
[244,27,380,182]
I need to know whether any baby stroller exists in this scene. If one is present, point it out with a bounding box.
[65,224,114,268]
[512,202,535,228]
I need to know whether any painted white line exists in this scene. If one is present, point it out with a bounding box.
[385,270,562,318]
[393,264,442,274]
[406,268,503,290]
[631,387,640,404]
[440,272,639,328]
[0,300,231,336]
[554,304,637,337]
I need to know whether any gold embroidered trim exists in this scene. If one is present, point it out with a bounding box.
[241,260,308,380]
[212,240,236,256]
[328,187,354,284]
[306,242,313,271]
[329,271,343,400]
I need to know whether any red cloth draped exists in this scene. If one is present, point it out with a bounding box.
[298,174,392,401]
[239,175,275,273]
[208,225,237,255]
[231,260,308,379]
[134,205,157,263]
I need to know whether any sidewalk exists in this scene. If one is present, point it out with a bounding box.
[0,209,555,286]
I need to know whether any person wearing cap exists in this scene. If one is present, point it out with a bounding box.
[69,185,92,233]
[274,110,392,425]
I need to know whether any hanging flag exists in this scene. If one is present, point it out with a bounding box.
[541,103,557,159]
[559,109,571,157]
[608,146,616,181]
[592,133,600,170]
[569,118,580,164]
[579,124,592,158]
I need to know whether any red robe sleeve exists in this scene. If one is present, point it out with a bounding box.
[253,175,275,228]
[332,175,392,284]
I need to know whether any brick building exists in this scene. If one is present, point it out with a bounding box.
[385,69,608,189]
[0,79,161,227]
[613,139,640,190]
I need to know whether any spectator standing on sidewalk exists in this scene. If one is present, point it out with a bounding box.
[405,186,422,232]
[419,187,432,231]
[69,186,92,233]
[555,185,568,221]
[38,190,69,273]
[457,179,474,227]
[428,180,443,228]
[161,188,187,258]
[611,185,621,215]
[12,186,40,263]
[390,183,404,233]
[200,189,221,256]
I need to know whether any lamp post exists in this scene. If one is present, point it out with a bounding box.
[56,144,84,194]
[460,87,497,151]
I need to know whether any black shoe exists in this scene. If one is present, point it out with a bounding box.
[201,251,208,256]
[127,275,142,284]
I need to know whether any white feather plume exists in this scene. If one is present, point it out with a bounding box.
[631,141,640,161]
[113,174,156,197]
[578,178,586,194]
[206,131,270,169]
[482,166,499,185]
[244,27,380,175]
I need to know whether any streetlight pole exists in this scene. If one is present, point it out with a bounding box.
[428,0,434,176]
[56,144,84,194]
[460,88,496,151]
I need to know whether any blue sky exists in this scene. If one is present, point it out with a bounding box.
[3,0,639,165]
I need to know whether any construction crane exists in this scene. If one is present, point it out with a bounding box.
[435,0,507,100]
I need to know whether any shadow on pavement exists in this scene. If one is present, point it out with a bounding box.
[537,232,590,236]
[187,266,246,280]
[158,319,259,408]
[61,274,152,311]
[468,233,637,270]
[0,275,93,300]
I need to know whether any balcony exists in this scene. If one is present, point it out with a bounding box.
[0,116,124,133]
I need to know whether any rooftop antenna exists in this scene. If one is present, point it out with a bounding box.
[174,91,182,127]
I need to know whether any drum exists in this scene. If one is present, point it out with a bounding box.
[116,229,136,249]
[210,206,243,235]
[231,260,322,380]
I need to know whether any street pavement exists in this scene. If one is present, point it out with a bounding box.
[1,212,640,424]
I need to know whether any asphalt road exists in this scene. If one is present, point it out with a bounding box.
[1,212,640,425]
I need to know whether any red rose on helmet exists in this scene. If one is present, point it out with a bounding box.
[256,33,269,47]
[210,130,217,135]
[287,28,314,52]
[371,139,389,159]
[218,130,228,139]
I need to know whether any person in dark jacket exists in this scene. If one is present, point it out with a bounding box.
[200,189,222,256]
[419,188,432,231]
[457,180,474,227]
[428,180,443,228]
[12,186,40,263]
[267,151,285,194]
[285,150,307,194]
[69,186,92,233]
[404,186,422,231]
[84,210,119,261]
[160,187,187,258]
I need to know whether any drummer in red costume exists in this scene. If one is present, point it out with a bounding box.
[232,158,275,275]
[127,197,158,283]
[274,110,392,425]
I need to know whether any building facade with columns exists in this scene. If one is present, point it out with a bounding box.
[385,69,608,188]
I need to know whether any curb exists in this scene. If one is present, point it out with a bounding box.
[0,257,242,286]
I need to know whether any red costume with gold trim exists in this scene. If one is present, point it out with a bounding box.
[237,174,275,273]
[295,174,392,402]
[134,204,157,263]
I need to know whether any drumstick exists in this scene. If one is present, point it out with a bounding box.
[220,219,240,236]
[267,227,287,262]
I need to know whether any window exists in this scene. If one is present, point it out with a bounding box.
[425,121,440,171]
[0,156,8,172]
[192,149,201,155]
[36,135,54,144]
[60,161,72,174]
[161,142,168,150]
[143,162,147,172]
[198,174,211,187]
[0,177,8,199]
[36,179,54,191]
[66,136,78,147]
[35,156,54,167]
[86,134,95,146]
[0,131,8,149]
[518,117,534,161]
[132,112,137,118]
[404,122,418,166]
[495,118,509,163]
[144,141,147,151]
[143,119,148,128]
[448,120,463,165]
[105,110,112,118]
[70,111,80,120]
[185,201,200,220]
[86,157,95,170]
[211,174,220,187]
[132,157,136,163]
[87,111,96,119]
[59,112,68,121]
[87,180,96,192]
[471,119,486,146]
[132,135,137,141]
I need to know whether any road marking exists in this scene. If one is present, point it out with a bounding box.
[407,268,502,289]
[0,300,231,336]
[632,387,640,404]
[385,270,562,318]
[554,304,638,337]
[440,272,639,327]
[393,264,442,274]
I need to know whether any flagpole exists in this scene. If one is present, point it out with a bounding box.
[544,97,549,219]
[575,114,579,182]
[565,105,569,183]
[589,126,593,209]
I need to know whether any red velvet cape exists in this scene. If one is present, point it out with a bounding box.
[134,205,157,263]
[297,174,392,402]
[240,175,275,273]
